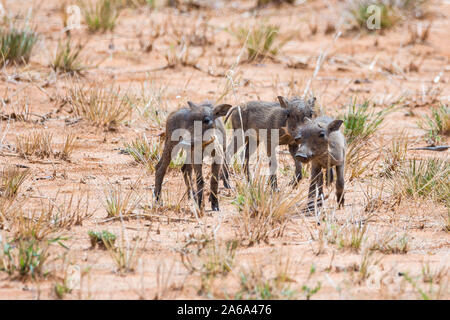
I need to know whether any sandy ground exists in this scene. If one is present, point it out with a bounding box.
[0,0,449,299]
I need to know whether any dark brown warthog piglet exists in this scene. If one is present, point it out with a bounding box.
[294,116,346,212]
[225,96,316,189]
[154,101,232,211]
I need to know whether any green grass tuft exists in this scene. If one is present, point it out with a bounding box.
[80,0,120,33]
[51,37,89,75]
[418,104,450,144]
[0,24,38,66]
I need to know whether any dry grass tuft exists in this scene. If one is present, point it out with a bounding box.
[104,182,142,218]
[67,82,132,130]
[15,132,76,160]
[230,21,288,62]
[313,209,374,253]
[129,80,169,129]
[368,232,409,254]
[180,238,238,296]
[0,166,29,200]
[407,22,432,45]
[232,171,305,246]
[342,99,391,179]
[15,131,54,159]
[164,39,204,68]
[56,134,77,161]
[392,158,450,207]
[379,135,408,178]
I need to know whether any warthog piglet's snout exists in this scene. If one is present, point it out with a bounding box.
[203,117,213,127]
[295,151,312,163]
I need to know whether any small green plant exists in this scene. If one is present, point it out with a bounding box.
[418,104,450,144]
[54,281,72,299]
[402,273,430,299]
[301,282,322,300]
[401,270,448,300]
[0,23,38,66]
[358,250,382,283]
[53,261,77,299]
[51,37,88,75]
[301,265,321,300]
[123,136,183,172]
[230,21,287,62]
[235,265,296,300]
[0,237,66,279]
[318,210,373,252]
[181,239,238,296]
[80,0,120,33]
[88,230,117,249]
[201,241,238,278]
[105,225,149,274]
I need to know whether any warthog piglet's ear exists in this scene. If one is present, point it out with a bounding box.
[213,104,233,118]
[327,119,344,134]
[277,96,289,109]
[187,101,198,109]
[307,97,316,109]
